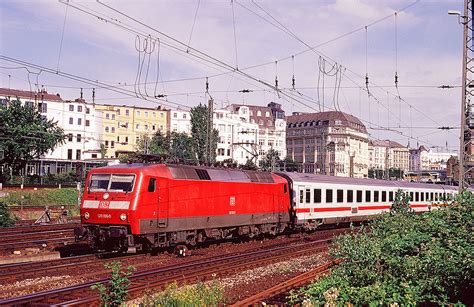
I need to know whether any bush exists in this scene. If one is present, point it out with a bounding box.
[4,188,78,207]
[0,202,15,227]
[146,280,224,306]
[290,190,474,305]
[91,261,135,306]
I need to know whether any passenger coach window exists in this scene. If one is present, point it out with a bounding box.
[389,191,394,202]
[148,178,156,192]
[326,189,333,203]
[382,191,386,202]
[305,189,311,203]
[357,190,363,203]
[415,192,419,202]
[347,190,354,203]
[337,190,344,202]
[314,189,322,203]
[409,192,414,201]
[366,190,371,202]
[421,192,425,201]
[299,190,304,203]
[431,192,434,201]
[374,191,379,202]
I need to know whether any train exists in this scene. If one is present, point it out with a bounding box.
[74,163,459,254]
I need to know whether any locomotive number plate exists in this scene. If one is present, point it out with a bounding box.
[99,200,110,209]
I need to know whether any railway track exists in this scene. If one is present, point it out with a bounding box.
[230,261,333,306]
[0,230,339,305]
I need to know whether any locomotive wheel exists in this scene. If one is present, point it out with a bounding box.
[174,244,190,257]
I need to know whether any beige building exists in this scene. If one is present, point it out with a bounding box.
[368,140,410,172]
[286,111,369,178]
[95,104,168,158]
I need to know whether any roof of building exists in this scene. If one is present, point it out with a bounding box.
[0,88,62,102]
[370,139,407,148]
[286,111,367,133]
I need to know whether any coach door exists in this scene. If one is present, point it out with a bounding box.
[157,180,169,228]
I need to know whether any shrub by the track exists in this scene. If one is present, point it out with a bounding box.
[290,190,474,306]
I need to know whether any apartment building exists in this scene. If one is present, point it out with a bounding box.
[286,111,369,177]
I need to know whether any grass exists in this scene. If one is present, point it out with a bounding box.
[3,188,79,207]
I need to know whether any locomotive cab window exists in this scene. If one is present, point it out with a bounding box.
[314,189,322,203]
[326,189,333,203]
[148,178,156,192]
[89,174,135,192]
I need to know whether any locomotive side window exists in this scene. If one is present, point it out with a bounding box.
[389,191,394,202]
[337,189,344,202]
[148,178,156,192]
[347,190,354,203]
[305,189,311,203]
[365,190,371,202]
[374,191,379,202]
[382,191,386,202]
[356,190,363,203]
[314,189,322,203]
[326,189,333,203]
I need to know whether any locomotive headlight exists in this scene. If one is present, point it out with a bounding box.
[84,212,90,219]
[119,213,127,221]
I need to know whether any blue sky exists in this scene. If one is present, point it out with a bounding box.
[0,0,466,151]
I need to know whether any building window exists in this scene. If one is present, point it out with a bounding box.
[183,113,187,119]
[67,149,73,160]
[125,109,130,116]
[117,109,120,115]
[111,114,116,120]
[111,141,115,148]
[78,118,82,125]
[38,102,47,113]
[160,113,164,118]
[106,113,110,119]
[76,149,81,160]
[145,124,148,130]
[85,107,90,114]
[105,127,109,133]
[105,141,109,148]
[91,154,97,158]
[77,105,83,112]
[68,133,73,142]
[77,134,81,142]
[136,124,140,130]
[153,112,156,117]
[25,101,34,108]
[145,111,148,117]
[125,137,128,144]
[152,125,156,131]
[257,111,262,116]
[174,112,178,118]
[137,111,141,116]
[69,117,73,124]
[69,105,74,111]
[265,111,270,117]
[117,136,120,142]
[85,120,90,127]
[111,127,115,133]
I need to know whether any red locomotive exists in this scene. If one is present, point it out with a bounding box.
[75,163,458,253]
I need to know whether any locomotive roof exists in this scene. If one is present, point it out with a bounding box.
[278,172,458,191]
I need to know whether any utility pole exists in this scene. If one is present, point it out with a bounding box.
[458,0,474,191]
[207,97,214,165]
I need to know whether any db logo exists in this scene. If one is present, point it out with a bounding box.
[99,201,110,209]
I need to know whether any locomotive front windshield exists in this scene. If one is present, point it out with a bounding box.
[89,174,135,192]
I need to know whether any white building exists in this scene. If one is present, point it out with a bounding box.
[167,109,191,134]
[213,109,259,165]
[0,88,103,174]
[409,146,457,171]
[368,140,410,172]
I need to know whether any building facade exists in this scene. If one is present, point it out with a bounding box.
[167,109,191,134]
[95,104,168,158]
[230,102,286,161]
[368,139,409,172]
[409,146,457,171]
[286,111,369,178]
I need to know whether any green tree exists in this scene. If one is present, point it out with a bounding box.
[100,143,107,159]
[0,202,15,227]
[190,104,218,164]
[169,132,195,161]
[0,101,65,181]
[259,149,281,171]
[281,156,299,172]
[91,261,135,306]
[389,168,404,179]
[239,159,258,170]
